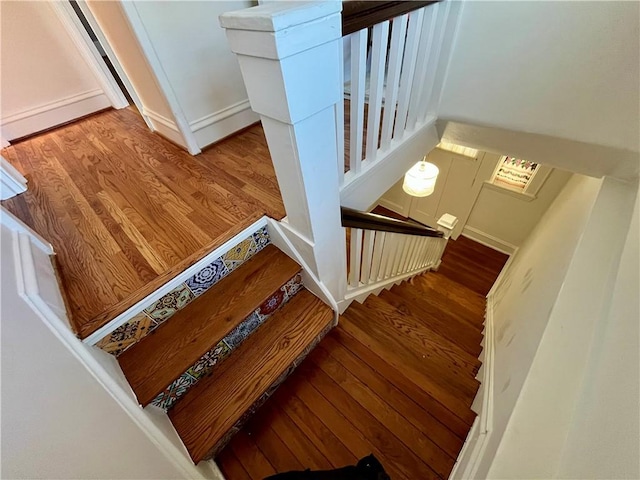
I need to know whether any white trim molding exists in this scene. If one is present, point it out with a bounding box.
[0,155,27,200]
[142,108,190,151]
[449,293,496,480]
[1,89,111,141]
[51,0,129,110]
[189,99,259,149]
[462,225,517,255]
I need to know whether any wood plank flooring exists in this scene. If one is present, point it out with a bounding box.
[1,108,284,339]
[217,236,508,479]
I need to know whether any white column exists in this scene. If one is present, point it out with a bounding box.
[220,2,347,301]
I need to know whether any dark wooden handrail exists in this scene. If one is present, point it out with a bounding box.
[342,1,440,36]
[341,207,443,238]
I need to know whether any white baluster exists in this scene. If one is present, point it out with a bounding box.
[360,230,375,284]
[393,9,425,139]
[365,21,390,163]
[417,1,452,123]
[370,231,386,282]
[380,14,409,150]
[407,4,438,130]
[402,235,419,273]
[349,228,363,288]
[336,38,345,186]
[349,28,368,174]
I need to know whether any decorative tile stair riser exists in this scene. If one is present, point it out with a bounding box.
[151,273,304,411]
[96,226,270,356]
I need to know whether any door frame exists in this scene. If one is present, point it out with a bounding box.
[52,0,155,131]
[51,1,128,110]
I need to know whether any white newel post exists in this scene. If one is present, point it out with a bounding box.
[220,2,347,301]
[434,213,457,269]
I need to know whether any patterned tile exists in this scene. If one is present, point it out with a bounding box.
[96,313,157,356]
[223,237,258,272]
[252,226,270,252]
[186,341,231,380]
[224,311,262,349]
[282,273,303,299]
[144,284,194,322]
[258,288,286,318]
[186,258,228,297]
[150,373,197,410]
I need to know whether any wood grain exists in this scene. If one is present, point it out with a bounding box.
[218,236,507,479]
[118,245,300,407]
[1,108,285,338]
[169,290,334,463]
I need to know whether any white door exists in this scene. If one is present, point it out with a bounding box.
[408,149,483,238]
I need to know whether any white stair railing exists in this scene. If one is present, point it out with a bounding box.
[220,2,461,306]
[340,2,454,180]
[340,209,457,311]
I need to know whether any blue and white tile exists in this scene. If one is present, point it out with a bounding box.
[252,226,270,252]
[224,311,262,349]
[186,258,228,296]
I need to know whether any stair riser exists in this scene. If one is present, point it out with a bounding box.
[151,273,303,411]
[208,316,336,461]
[95,226,270,356]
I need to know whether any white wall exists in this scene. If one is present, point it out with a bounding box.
[473,174,603,477]
[378,149,572,253]
[127,1,259,149]
[479,175,639,478]
[438,1,640,179]
[556,191,639,479]
[0,225,189,480]
[0,1,111,140]
[464,154,572,252]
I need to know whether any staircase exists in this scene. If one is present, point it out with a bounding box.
[112,242,334,462]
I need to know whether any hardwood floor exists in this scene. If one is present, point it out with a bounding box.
[1,108,284,339]
[217,236,508,479]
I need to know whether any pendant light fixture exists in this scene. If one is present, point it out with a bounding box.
[402,157,439,197]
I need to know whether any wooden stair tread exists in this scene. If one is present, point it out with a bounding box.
[169,289,334,463]
[118,245,300,406]
[380,288,483,357]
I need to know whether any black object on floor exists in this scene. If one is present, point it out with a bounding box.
[264,454,391,480]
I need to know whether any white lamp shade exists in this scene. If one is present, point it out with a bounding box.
[403,161,439,197]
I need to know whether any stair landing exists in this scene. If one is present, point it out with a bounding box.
[0,108,284,339]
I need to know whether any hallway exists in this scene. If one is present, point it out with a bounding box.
[217,236,508,479]
[1,109,284,338]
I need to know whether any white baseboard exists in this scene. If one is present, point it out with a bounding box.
[142,107,190,151]
[461,225,517,255]
[449,294,496,480]
[1,89,111,140]
[189,100,259,149]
